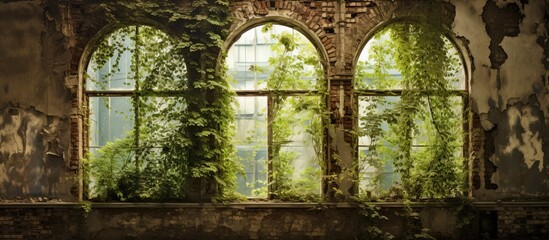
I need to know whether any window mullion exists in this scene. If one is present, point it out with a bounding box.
[267,92,274,199]
[133,25,141,172]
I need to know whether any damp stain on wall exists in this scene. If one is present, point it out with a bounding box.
[0,105,68,197]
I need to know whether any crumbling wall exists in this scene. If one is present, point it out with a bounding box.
[0,105,71,199]
[0,0,75,200]
[453,0,548,200]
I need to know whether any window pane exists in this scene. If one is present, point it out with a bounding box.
[86,26,185,92]
[357,95,464,195]
[86,33,135,91]
[234,96,268,197]
[227,25,319,91]
[89,96,134,152]
[357,96,399,193]
[272,96,322,196]
[88,96,134,199]
[356,29,465,91]
[138,97,186,157]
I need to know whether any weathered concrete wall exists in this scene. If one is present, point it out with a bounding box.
[0,0,75,200]
[1,203,548,239]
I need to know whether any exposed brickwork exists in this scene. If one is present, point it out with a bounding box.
[482,0,523,68]
[0,208,57,240]
[230,0,336,65]
[498,206,549,239]
[471,113,483,190]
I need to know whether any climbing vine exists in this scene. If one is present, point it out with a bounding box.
[84,0,237,202]
[264,24,326,201]
[232,24,327,201]
[356,21,465,200]
[355,3,467,238]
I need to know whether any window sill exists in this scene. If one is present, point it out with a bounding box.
[1,201,549,209]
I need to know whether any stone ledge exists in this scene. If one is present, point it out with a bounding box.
[1,201,549,209]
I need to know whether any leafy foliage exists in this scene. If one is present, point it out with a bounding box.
[85,0,237,202]
[355,8,468,237]
[356,20,465,200]
[266,26,325,201]
[356,201,394,240]
[233,24,327,201]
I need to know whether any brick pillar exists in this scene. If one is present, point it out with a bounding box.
[66,74,83,200]
[325,74,354,200]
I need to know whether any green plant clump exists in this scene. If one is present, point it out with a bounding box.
[235,24,327,201]
[356,20,465,200]
[85,0,238,202]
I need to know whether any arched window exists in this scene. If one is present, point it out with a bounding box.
[226,24,325,200]
[84,26,187,201]
[355,22,467,199]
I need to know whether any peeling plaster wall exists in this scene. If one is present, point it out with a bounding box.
[0,0,71,116]
[0,105,71,199]
[453,0,549,199]
[0,1,74,200]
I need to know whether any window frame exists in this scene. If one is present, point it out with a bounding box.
[353,32,471,196]
[228,24,327,200]
[83,25,187,186]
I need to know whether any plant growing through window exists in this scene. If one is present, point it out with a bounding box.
[85,25,190,201]
[355,22,467,199]
[227,24,326,201]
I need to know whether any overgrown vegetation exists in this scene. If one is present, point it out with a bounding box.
[232,24,326,201]
[356,21,465,200]
[85,0,238,202]
[354,3,468,238]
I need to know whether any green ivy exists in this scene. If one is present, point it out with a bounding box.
[85,0,237,202]
[240,24,327,201]
[356,21,465,200]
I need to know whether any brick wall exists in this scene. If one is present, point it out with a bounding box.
[1,203,548,239]
[497,206,549,239]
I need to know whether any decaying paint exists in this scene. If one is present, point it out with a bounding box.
[0,105,68,197]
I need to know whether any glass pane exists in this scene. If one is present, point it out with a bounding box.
[138,97,186,157]
[272,96,322,197]
[227,24,319,91]
[88,96,134,199]
[89,96,134,152]
[356,27,466,91]
[86,33,135,91]
[357,96,399,193]
[137,26,187,92]
[86,26,186,92]
[234,96,268,197]
[357,95,464,195]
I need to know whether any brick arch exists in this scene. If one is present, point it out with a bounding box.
[348,1,461,80]
[351,17,472,91]
[228,1,334,75]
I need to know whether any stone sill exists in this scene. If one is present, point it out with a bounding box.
[1,201,549,209]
